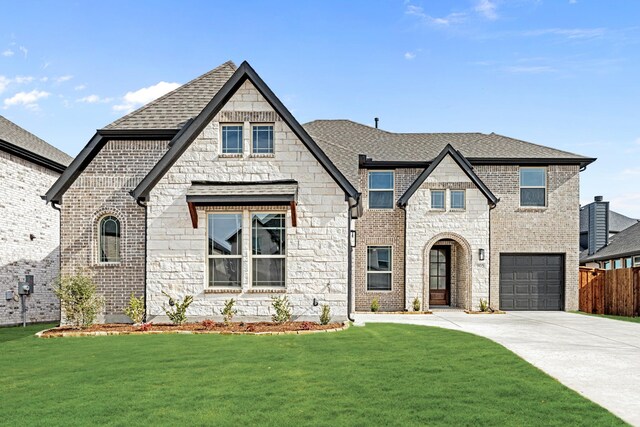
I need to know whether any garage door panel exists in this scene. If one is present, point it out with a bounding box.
[500,254,564,311]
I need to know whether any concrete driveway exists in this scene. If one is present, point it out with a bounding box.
[354,311,640,425]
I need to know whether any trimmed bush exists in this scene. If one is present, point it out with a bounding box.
[54,274,104,328]
[124,293,145,324]
[271,296,292,323]
[320,304,331,325]
[371,297,380,313]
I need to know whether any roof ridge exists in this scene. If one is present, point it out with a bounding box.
[104,60,237,129]
[490,132,591,159]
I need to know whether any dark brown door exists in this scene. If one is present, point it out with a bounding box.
[429,246,450,305]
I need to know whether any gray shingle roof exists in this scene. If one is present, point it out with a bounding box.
[0,115,72,167]
[579,205,638,233]
[303,119,593,188]
[581,221,640,262]
[104,61,237,130]
[187,181,297,197]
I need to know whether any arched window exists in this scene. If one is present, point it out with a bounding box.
[99,215,120,263]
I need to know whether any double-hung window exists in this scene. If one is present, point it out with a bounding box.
[207,214,242,287]
[450,190,465,210]
[367,246,392,291]
[431,190,445,209]
[520,167,546,207]
[221,124,243,154]
[252,124,274,154]
[252,213,286,287]
[368,171,394,209]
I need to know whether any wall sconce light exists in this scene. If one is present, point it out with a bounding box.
[350,230,357,247]
[479,248,485,261]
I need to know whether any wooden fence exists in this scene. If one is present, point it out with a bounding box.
[579,267,640,317]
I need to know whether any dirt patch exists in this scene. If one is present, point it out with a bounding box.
[464,310,506,314]
[40,321,346,337]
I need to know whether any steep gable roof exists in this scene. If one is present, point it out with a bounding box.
[0,115,72,172]
[398,144,498,207]
[579,205,638,234]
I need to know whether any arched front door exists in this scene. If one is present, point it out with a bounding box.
[429,245,450,305]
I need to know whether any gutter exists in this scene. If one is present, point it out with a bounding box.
[136,198,149,321]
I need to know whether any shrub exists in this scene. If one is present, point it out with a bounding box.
[370,297,380,313]
[124,293,145,324]
[221,298,238,325]
[479,298,490,312]
[201,319,216,330]
[319,304,331,325]
[54,274,104,328]
[271,295,292,323]
[412,296,421,312]
[162,291,193,325]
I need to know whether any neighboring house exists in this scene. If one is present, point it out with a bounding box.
[0,115,72,325]
[44,61,595,322]
[580,196,640,269]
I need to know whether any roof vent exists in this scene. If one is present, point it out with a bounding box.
[594,195,604,202]
[374,117,379,129]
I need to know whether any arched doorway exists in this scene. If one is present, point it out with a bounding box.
[423,233,472,309]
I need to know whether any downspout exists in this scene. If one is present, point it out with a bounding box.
[399,204,408,311]
[51,201,62,324]
[136,197,148,322]
[488,199,499,309]
[347,196,360,322]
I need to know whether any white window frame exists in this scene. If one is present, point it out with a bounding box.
[250,211,287,288]
[519,167,547,207]
[430,189,445,210]
[206,213,243,288]
[450,189,466,210]
[634,256,640,267]
[98,214,121,264]
[251,123,275,155]
[220,123,244,155]
[613,259,622,269]
[367,170,395,210]
[366,245,393,291]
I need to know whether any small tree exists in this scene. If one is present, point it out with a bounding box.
[162,291,193,325]
[221,298,237,325]
[319,304,331,325]
[271,295,292,323]
[370,297,380,313]
[54,274,104,328]
[124,293,145,324]
[412,296,421,312]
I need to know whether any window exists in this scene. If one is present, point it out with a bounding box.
[252,124,274,154]
[221,124,243,154]
[634,256,640,267]
[431,190,445,209]
[603,261,611,270]
[520,167,546,207]
[368,171,394,209]
[614,259,622,269]
[367,246,392,291]
[99,215,120,263]
[450,190,465,210]
[625,258,633,268]
[207,214,242,287]
[252,213,285,287]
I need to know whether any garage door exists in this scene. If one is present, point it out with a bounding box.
[500,254,564,310]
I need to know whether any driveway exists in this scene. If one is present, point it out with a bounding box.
[355,311,640,426]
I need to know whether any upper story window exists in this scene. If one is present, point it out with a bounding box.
[450,190,465,210]
[625,257,633,268]
[252,124,274,154]
[367,246,392,291]
[252,213,286,287]
[431,190,445,210]
[634,256,640,267]
[520,167,546,207]
[614,259,622,269]
[368,171,394,209]
[99,215,120,263]
[207,214,242,287]
[221,124,243,154]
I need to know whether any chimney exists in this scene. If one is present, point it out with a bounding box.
[374,117,379,129]
[588,195,609,255]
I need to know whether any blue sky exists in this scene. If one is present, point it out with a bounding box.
[1,1,639,215]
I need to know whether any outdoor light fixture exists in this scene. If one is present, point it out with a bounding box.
[350,230,357,247]
[479,248,485,261]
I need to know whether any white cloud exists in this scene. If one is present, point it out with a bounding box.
[504,65,555,74]
[405,4,466,25]
[18,46,27,58]
[523,28,605,39]
[3,90,50,110]
[0,76,9,94]
[113,81,180,113]
[610,193,640,218]
[74,84,86,91]
[40,77,48,82]
[404,52,416,60]
[77,94,113,104]
[569,0,577,4]
[55,75,73,83]
[2,49,14,57]
[475,0,498,20]
[14,75,34,84]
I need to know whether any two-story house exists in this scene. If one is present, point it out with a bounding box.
[45,61,595,322]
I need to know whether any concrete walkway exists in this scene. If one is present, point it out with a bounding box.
[354,311,640,426]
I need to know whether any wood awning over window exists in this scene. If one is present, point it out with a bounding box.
[185,180,298,228]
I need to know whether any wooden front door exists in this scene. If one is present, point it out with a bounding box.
[429,246,450,305]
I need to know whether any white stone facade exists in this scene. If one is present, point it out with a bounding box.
[0,151,61,325]
[146,81,349,321]
[404,155,490,311]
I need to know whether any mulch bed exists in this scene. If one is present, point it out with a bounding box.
[39,321,346,337]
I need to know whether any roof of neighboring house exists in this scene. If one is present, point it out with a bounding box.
[579,206,638,234]
[104,61,237,130]
[0,115,72,172]
[303,119,595,188]
[581,221,640,262]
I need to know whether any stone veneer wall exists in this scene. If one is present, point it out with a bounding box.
[0,151,61,325]
[60,140,167,322]
[146,80,349,321]
[475,164,580,310]
[354,168,421,311]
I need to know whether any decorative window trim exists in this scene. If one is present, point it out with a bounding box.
[251,123,275,155]
[450,189,466,210]
[366,245,393,292]
[220,123,244,155]
[206,212,243,288]
[250,211,287,289]
[430,189,445,211]
[368,170,395,210]
[519,167,547,208]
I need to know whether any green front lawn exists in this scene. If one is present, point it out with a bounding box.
[1,323,624,426]
[576,311,640,324]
